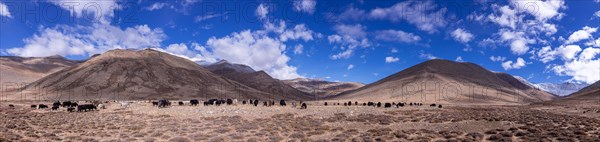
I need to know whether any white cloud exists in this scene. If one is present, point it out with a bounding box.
[451,28,474,43]
[195,13,220,22]
[552,59,600,84]
[0,2,11,18]
[369,0,447,33]
[347,64,354,70]
[455,56,464,62]
[205,30,301,79]
[293,0,316,14]
[293,44,303,55]
[374,30,421,43]
[595,10,600,17]
[579,47,600,61]
[280,24,314,42]
[501,57,527,70]
[566,26,597,44]
[510,0,566,21]
[385,56,399,63]
[151,43,218,65]
[556,45,582,61]
[419,51,437,60]
[510,39,529,55]
[145,2,166,11]
[536,46,557,63]
[49,0,120,24]
[328,24,370,60]
[256,4,269,20]
[490,56,507,62]
[391,48,398,53]
[6,23,165,57]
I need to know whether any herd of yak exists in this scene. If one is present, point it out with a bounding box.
[7,99,442,112]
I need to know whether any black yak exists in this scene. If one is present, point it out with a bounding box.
[377,102,382,107]
[158,100,170,108]
[190,99,199,106]
[301,103,307,109]
[324,102,328,106]
[430,104,436,107]
[348,101,352,106]
[38,104,48,109]
[178,101,184,106]
[280,100,286,106]
[384,103,392,108]
[253,100,259,106]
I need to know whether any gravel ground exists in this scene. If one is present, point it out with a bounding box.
[1,101,599,142]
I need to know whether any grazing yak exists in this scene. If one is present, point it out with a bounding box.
[438,105,442,108]
[348,101,352,106]
[62,101,72,107]
[384,103,392,108]
[242,100,247,105]
[152,101,159,106]
[158,100,171,108]
[190,100,199,106]
[343,103,347,106]
[31,105,37,109]
[363,103,366,106]
[263,101,268,106]
[77,104,97,112]
[178,101,184,106]
[324,102,328,106]
[377,102,382,107]
[430,104,436,107]
[226,99,233,105]
[253,100,259,106]
[70,103,78,108]
[8,104,15,108]
[52,101,61,108]
[51,106,59,110]
[67,107,75,112]
[301,103,307,109]
[38,104,48,109]
[280,100,286,106]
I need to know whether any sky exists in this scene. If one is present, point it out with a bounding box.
[0,0,599,85]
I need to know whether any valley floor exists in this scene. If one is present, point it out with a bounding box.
[1,101,599,142]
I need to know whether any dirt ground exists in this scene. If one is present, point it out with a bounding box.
[1,101,599,142]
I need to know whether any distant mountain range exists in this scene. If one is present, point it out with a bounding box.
[513,76,589,96]
[282,78,364,98]
[0,56,80,84]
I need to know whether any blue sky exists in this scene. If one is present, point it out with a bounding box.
[0,0,599,84]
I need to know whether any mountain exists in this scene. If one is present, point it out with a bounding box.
[16,49,304,100]
[204,60,313,101]
[513,76,589,96]
[282,78,364,98]
[552,81,600,105]
[334,59,557,105]
[0,56,79,84]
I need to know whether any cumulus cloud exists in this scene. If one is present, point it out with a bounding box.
[451,28,474,43]
[369,0,447,33]
[347,64,354,70]
[6,23,165,57]
[328,24,370,60]
[256,4,269,20]
[49,0,121,24]
[293,0,316,14]
[566,26,597,44]
[374,30,421,43]
[510,0,566,21]
[419,51,437,60]
[535,45,583,62]
[293,44,303,55]
[549,47,600,84]
[501,57,527,70]
[0,2,11,18]
[385,56,399,63]
[145,2,167,11]
[490,56,507,62]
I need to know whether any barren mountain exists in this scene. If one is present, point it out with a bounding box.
[282,78,364,98]
[16,49,307,101]
[205,60,313,101]
[0,56,79,84]
[334,59,557,105]
[549,81,600,105]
